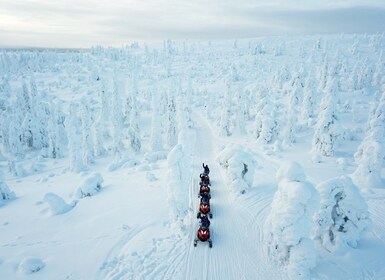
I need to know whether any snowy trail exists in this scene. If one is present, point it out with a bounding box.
[97,112,283,280]
[183,112,283,280]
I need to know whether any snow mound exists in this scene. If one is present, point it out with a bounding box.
[217,144,257,195]
[276,161,306,182]
[18,257,45,274]
[264,161,319,279]
[43,193,75,215]
[314,176,371,252]
[0,171,16,207]
[146,172,158,182]
[76,172,104,198]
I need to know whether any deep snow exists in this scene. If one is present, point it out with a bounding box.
[0,33,385,279]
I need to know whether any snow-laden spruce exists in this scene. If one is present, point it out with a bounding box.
[66,102,85,172]
[232,85,247,135]
[312,77,341,159]
[166,90,178,149]
[219,81,232,137]
[146,91,166,162]
[0,171,16,207]
[43,193,76,215]
[76,172,104,198]
[314,176,371,252]
[111,78,125,159]
[283,78,303,144]
[217,144,256,195]
[353,90,385,188]
[126,73,142,154]
[264,162,319,279]
[166,139,191,228]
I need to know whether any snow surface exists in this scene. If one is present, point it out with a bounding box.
[1,34,385,279]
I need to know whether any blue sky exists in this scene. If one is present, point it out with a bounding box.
[0,0,384,48]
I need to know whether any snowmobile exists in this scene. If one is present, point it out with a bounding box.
[198,183,211,197]
[194,226,212,248]
[197,195,212,219]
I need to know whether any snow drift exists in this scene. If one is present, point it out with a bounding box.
[76,172,104,198]
[43,192,76,215]
[17,257,45,274]
[0,171,16,206]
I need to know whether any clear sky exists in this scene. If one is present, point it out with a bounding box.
[0,0,385,48]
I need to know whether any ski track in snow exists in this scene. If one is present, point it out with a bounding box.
[368,199,385,243]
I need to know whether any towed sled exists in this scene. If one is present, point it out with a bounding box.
[194,226,212,248]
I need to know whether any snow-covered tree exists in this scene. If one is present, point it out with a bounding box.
[283,79,303,144]
[353,90,385,188]
[66,102,85,172]
[92,112,107,157]
[312,77,340,158]
[0,76,11,110]
[255,103,279,144]
[217,144,257,195]
[99,80,111,125]
[96,80,111,151]
[371,61,384,88]
[219,81,232,136]
[232,86,246,135]
[301,74,317,124]
[125,76,142,153]
[347,64,359,91]
[80,98,95,165]
[0,171,16,207]
[356,60,374,91]
[314,176,371,252]
[166,90,177,149]
[111,78,125,158]
[167,144,190,228]
[317,62,329,91]
[150,92,163,153]
[264,162,319,279]
[274,65,291,90]
[47,102,67,158]
[5,112,24,159]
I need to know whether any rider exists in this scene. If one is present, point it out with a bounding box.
[199,214,211,228]
[202,163,210,175]
[200,192,211,203]
[200,173,211,186]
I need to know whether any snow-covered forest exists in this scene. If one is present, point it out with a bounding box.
[1,34,385,279]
